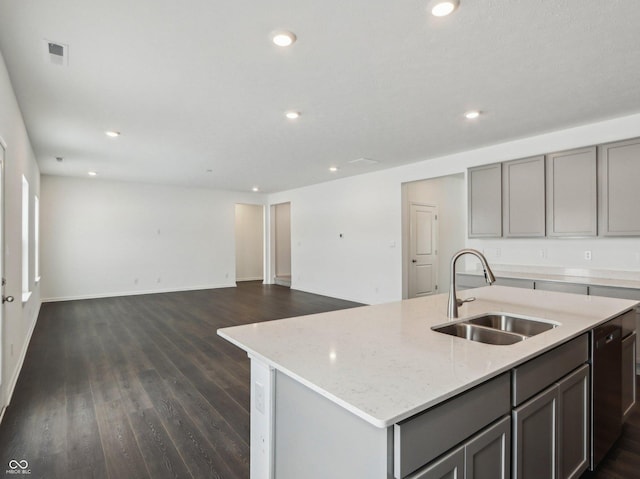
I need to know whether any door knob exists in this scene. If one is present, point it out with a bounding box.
[412,259,417,263]
[2,295,14,304]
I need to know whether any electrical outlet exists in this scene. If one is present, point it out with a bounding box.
[584,250,592,261]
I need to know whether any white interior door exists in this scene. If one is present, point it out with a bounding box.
[0,142,6,410]
[408,203,438,298]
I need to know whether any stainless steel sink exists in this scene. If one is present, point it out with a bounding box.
[432,313,559,345]
[466,314,558,336]
[434,323,527,345]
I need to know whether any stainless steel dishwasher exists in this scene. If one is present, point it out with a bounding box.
[591,317,622,470]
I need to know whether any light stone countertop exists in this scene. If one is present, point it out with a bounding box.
[218,286,638,428]
[458,265,640,290]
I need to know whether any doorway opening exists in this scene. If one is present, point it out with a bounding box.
[0,139,6,414]
[234,204,265,283]
[271,202,291,287]
[402,174,466,299]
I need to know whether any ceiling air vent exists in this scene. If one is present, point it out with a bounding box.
[43,40,68,66]
[348,157,379,165]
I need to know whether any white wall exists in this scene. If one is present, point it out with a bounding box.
[268,113,640,305]
[0,50,41,410]
[235,203,264,281]
[40,175,264,301]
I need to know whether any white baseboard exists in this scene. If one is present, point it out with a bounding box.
[3,300,41,416]
[41,282,238,302]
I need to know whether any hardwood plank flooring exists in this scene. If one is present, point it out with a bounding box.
[0,282,361,478]
[1,282,639,478]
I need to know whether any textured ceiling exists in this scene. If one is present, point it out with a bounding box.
[1,0,639,193]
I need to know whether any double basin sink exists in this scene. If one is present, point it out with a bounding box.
[433,313,559,345]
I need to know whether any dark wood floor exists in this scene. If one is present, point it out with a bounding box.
[0,283,638,478]
[0,282,361,478]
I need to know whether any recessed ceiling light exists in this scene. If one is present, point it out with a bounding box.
[105,130,120,137]
[285,111,300,120]
[464,110,481,119]
[252,186,259,192]
[88,171,97,176]
[272,31,296,47]
[329,166,338,172]
[428,0,460,17]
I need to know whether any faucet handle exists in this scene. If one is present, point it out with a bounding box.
[456,296,476,307]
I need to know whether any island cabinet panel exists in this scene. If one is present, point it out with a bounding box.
[512,334,588,407]
[394,373,510,478]
[513,364,589,479]
[513,384,558,479]
[598,137,640,236]
[273,371,389,479]
[464,416,511,479]
[502,156,546,237]
[408,416,511,479]
[468,164,502,238]
[406,445,464,479]
[557,365,590,479]
[546,146,597,237]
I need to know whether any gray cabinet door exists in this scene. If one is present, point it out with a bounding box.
[598,137,640,236]
[503,156,546,237]
[493,277,534,289]
[534,281,588,295]
[557,365,589,479]
[465,416,511,479]
[468,164,502,238]
[622,332,636,422]
[546,147,597,237]
[513,384,558,479]
[407,446,464,479]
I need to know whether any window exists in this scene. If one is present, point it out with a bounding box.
[22,176,29,299]
[34,195,40,281]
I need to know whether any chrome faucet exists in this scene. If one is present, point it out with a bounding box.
[447,249,496,318]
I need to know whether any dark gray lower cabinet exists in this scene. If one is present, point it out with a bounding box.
[558,365,590,479]
[408,446,464,479]
[513,365,589,479]
[513,385,557,479]
[408,416,510,479]
[465,416,511,479]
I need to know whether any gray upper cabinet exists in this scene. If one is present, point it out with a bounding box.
[468,164,502,238]
[598,137,640,236]
[546,146,597,237]
[503,156,546,237]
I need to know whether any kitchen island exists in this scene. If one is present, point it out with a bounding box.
[218,286,638,478]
